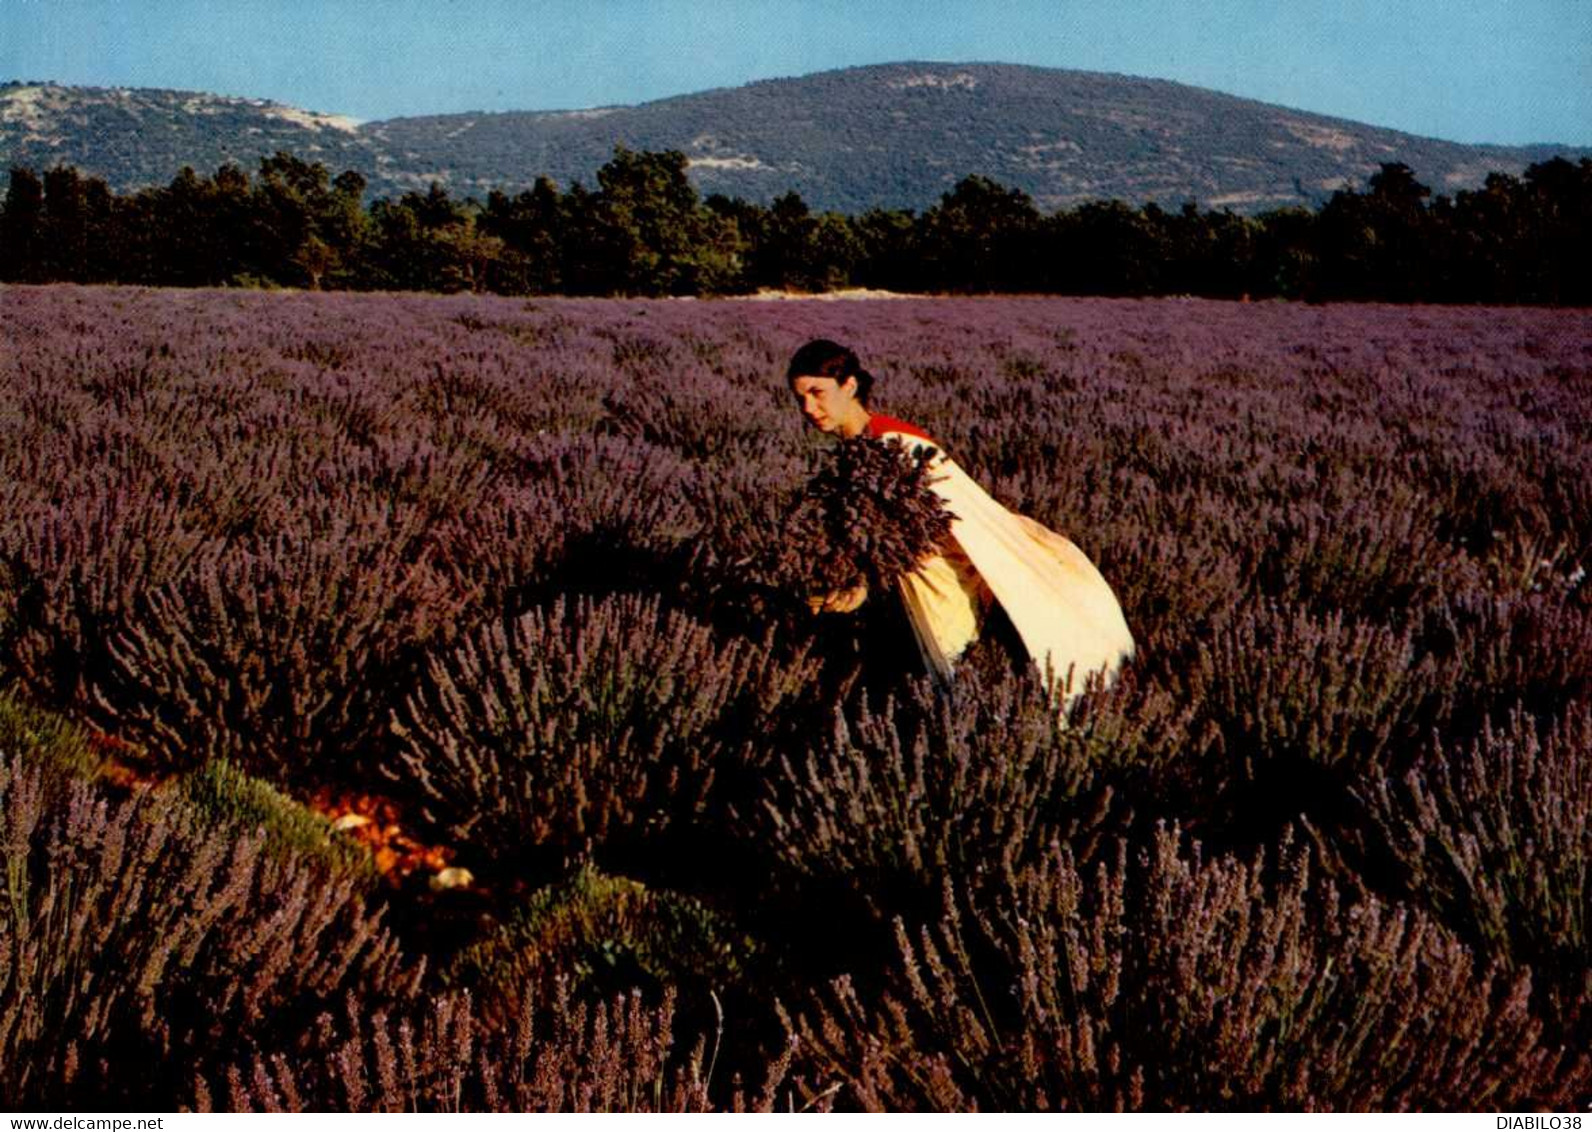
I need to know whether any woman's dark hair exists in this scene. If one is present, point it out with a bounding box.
[787,339,874,406]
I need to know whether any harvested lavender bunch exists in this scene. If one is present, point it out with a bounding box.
[780,436,955,600]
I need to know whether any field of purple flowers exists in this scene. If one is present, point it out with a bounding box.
[1,284,1589,1111]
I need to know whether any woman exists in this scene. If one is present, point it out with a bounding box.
[787,338,1135,705]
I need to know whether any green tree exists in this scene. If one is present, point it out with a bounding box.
[1366,162,1434,300]
[480,176,565,293]
[1158,202,1261,299]
[250,152,370,289]
[917,175,1043,292]
[1052,200,1168,295]
[555,182,622,295]
[77,174,120,283]
[320,170,372,289]
[367,184,498,293]
[586,147,743,295]
[1316,162,1435,301]
[747,192,815,290]
[205,163,256,284]
[1254,206,1319,299]
[851,207,919,291]
[137,167,221,286]
[1523,157,1592,304]
[809,210,862,291]
[0,167,45,283]
[40,166,89,281]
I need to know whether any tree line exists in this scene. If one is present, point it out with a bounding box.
[2,147,1589,303]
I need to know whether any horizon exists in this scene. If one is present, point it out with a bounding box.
[2,1,1590,149]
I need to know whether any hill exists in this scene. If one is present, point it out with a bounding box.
[0,80,382,192]
[3,65,1587,213]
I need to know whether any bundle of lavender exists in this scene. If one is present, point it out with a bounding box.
[684,436,954,630]
[782,436,956,603]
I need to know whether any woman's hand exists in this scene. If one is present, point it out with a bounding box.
[808,583,868,614]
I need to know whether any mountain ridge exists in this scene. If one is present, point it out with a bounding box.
[3,64,1587,214]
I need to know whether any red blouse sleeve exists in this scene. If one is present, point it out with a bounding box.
[865,413,937,445]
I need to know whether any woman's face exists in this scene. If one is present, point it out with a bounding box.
[791,374,862,434]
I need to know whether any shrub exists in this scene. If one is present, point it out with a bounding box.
[88,505,464,781]
[0,753,417,1108]
[1418,591,1592,734]
[196,982,805,1112]
[389,594,813,866]
[1188,600,1441,779]
[1251,468,1473,621]
[176,758,380,884]
[2,472,215,716]
[1358,704,1591,1002]
[0,689,101,782]
[754,666,1203,917]
[436,434,701,615]
[445,864,758,1021]
[793,828,1585,1110]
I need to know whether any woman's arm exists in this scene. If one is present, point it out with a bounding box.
[808,582,868,614]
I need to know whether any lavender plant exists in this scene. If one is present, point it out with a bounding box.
[753,665,1208,916]
[388,594,813,865]
[0,752,417,1109]
[793,828,1586,1110]
[195,979,810,1112]
[1418,590,1592,731]
[1188,599,1443,778]
[196,985,704,1112]
[89,504,465,780]
[1358,704,1591,1000]
[437,434,701,615]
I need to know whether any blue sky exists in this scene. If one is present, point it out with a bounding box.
[3,0,1589,145]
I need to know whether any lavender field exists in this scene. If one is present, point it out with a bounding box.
[1,284,1589,1110]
